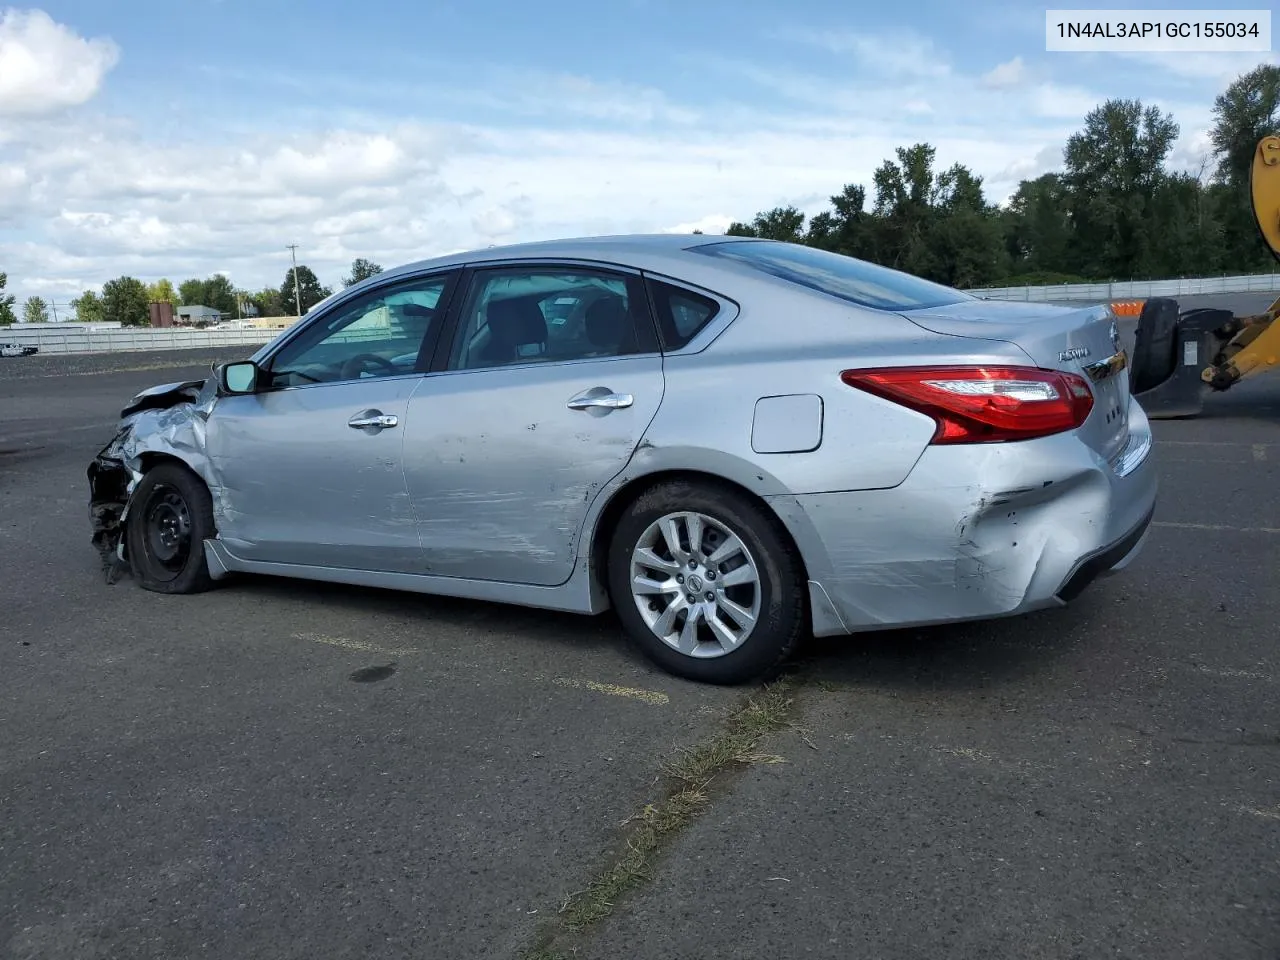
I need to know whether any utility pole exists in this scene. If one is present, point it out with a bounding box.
[287,243,303,317]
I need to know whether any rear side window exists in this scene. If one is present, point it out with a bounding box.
[647,279,720,350]
[692,240,972,312]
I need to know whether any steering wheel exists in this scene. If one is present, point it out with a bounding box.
[339,353,398,380]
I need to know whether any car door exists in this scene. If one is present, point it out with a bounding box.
[402,263,665,586]
[204,270,460,572]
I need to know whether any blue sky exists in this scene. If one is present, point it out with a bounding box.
[1,2,1275,312]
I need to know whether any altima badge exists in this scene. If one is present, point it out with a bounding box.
[1059,346,1091,362]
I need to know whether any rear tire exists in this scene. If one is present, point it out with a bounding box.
[125,462,217,594]
[606,480,807,685]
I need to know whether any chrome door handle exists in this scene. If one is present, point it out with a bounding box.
[348,412,399,429]
[567,392,633,410]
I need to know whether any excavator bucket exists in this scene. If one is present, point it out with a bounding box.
[1252,135,1280,261]
[1123,136,1280,418]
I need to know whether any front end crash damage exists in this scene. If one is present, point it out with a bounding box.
[88,377,219,580]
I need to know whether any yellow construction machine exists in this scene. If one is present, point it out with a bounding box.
[1125,135,1280,418]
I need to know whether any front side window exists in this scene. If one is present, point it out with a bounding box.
[448,267,654,371]
[692,239,972,312]
[266,273,454,387]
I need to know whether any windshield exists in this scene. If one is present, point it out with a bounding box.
[692,240,973,312]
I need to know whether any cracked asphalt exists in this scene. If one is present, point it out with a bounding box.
[2,339,1278,960]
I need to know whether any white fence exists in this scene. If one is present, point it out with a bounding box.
[1,326,279,356]
[970,272,1280,303]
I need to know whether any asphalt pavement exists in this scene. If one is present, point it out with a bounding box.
[1,342,1278,960]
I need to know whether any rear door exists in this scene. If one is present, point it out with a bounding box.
[901,299,1132,462]
[402,262,665,586]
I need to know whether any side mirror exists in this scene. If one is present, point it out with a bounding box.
[216,360,262,395]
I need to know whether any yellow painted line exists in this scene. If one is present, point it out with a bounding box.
[293,633,420,656]
[1153,521,1280,535]
[553,677,669,706]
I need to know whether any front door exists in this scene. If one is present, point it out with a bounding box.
[205,270,458,572]
[402,264,665,585]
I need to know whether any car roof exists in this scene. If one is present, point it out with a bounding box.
[376,233,756,281]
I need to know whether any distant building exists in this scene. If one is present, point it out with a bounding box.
[176,305,227,326]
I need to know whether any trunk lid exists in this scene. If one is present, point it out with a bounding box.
[899,298,1131,461]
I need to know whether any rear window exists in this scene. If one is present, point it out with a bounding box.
[692,240,972,312]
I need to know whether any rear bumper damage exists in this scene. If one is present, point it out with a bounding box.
[771,401,1159,637]
[87,378,217,578]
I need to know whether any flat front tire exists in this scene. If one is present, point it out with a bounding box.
[607,480,807,685]
[124,462,217,594]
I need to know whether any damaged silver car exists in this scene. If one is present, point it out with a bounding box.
[89,235,1157,684]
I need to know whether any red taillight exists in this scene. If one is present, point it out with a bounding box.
[840,365,1094,444]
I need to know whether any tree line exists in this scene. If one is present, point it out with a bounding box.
[723,65,1279,288]
[2,66,1276,327]
[0,258,385,327]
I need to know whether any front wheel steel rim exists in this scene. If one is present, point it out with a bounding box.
[141,484,192,580]
[628,511,763,659]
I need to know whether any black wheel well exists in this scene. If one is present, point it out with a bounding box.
[133,453,216,523]
[588,469,810,586]
[136,452,193,475]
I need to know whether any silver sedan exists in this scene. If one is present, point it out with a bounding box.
[88,235,1157,684]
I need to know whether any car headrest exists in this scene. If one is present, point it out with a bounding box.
[585,296,631,349]
[486,297,547,346]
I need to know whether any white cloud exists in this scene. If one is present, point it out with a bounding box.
[663,214,735,234]
[1029,82,1102,120]
[982,56,1026,89]
[777,27,951,79]
[1115,50,1279,83]
[0,9,118,116]
[0,22,1248,307]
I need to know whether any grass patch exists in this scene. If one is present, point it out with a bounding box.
[524,680,801,957]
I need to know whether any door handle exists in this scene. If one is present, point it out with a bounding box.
[567,391,633,411]
[348,412,399,430]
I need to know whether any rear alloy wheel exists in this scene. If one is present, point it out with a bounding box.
[124,462,217,594]
[607,481,806,684]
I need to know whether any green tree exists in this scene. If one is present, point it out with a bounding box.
[0,273,16,326]
[177,275,237,316]
[178,278,205,306]
[1003,174,1072,276]
[147,279,178,304]
[343,257,384,287]
[203,274,238,316]
[815,184,873,258]
[1062,98,1179,279]
[279,265,332,315]
[1147,170,1224,277]
[248,286,286,318]
[102,276,151,327]
[23,296,49,323]
[723,206,806,241]
[1209,65,1280,271]
[71,290,105,323]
